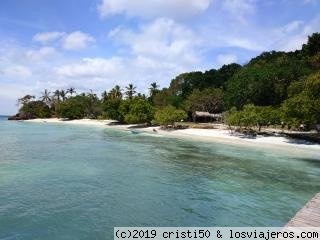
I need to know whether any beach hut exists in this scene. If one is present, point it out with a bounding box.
[192,111,222,123]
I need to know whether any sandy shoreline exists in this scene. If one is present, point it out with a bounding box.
[24,118,320,156]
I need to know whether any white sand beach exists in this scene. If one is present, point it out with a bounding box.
[25,118,135,130]
[25,118,115,126]
[25,118,320,156]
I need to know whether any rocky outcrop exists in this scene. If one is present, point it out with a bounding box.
[284,132,320,144]
[7,114,30,120]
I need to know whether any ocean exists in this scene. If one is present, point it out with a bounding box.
[0,116,319,239]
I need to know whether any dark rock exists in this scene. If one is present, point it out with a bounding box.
[7,114,29,120]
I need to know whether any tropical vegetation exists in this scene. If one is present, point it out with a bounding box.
[13,33,320,130]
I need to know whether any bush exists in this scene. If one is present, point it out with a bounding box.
[58,96,87,119]
[154,106,187,127]
[225,104,280,131]
[281,93,320,128]
[20,101,51,119]
[119,98,154,124]
[102,99,121,120]
[184,88,224,113]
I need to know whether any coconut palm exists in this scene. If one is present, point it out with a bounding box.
[67,87,76,96]
[41,89,51,106]
[87,89,97,100]
[125,83,136,100]
[148,82,160,103]
[137,93,146,99]
[101,91,108,102]
[109,85,122,99]
[53,90,61,102]
[114,85,122,99]
[149,82,159,98]
[149,82,159,91]
[60,90,67,101]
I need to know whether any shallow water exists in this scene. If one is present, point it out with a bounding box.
[0,116,320,239]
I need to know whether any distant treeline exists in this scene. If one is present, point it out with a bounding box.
[13,33,320,130]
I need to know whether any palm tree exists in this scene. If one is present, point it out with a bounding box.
[149,82,159,102]
[54,90,61,102]
[109,85,122,99]
[60,90,67,101]
[114,85,122,99]
[125,83,137,100]
[67,87,76,96]
[149,82,159,98]
[137,93,146,99]
[149,82,159,91]
[101,91,108,102]
[52,90,62,117]
[41,89,51,106]
[87,89,97,100]
[114,85,122,96]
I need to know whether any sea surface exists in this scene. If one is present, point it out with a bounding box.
[0,116,320,239]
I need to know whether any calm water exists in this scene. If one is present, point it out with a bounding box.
[0,116,320,239]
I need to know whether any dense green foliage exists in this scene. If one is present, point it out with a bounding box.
[281,93,320,128]
[226,70,320,130]
[154,106,187,126]
[184,88,224,114]
[15,33,320,129]
[169,63,242,98]
[119,98,154,124]
[280,72,320,128]
[225,52,311,109]
[57,93,101,119]
[226,105,280,131]
[20,100,51,119]
[302,33,320,56]
[101,99,122,120]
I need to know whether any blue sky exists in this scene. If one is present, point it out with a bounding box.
[0,0,320,115]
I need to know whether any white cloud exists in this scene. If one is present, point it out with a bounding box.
[302,15,320,35]
[227,38,264,51]
[26,47,56,61]
[32,31,65,44]
[279,35,307,51]
[62,31,95,50]
[217,54,237,66]
[198,25,265,52]
[53,57,135,91]
[55,57,124,79]
[32,31,95,51]
[51,18,207,93]
[281,20,304,33]
[0,83,33,115]
[0,82,32,100]
[109,18,202,67]
[201,13,320,53]
[222,0,256,24]
[2,65,32,79]
[1,3,320,115]
[303,0,317,4]
[269,16,320,51]
[0,41,64,102]
[98,0,212,19]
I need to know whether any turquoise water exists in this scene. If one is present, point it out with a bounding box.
[0,116,320,239]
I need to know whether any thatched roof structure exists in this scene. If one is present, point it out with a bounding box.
[192,111,222,122]
[193,111,221,118]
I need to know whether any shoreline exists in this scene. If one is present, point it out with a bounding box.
[23,118,320,157]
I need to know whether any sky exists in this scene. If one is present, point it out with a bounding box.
[0,0,320,115]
